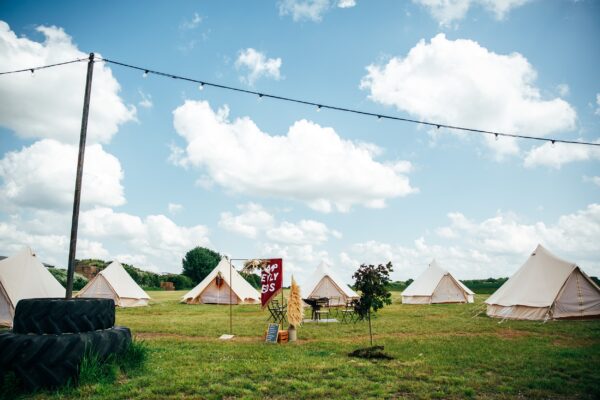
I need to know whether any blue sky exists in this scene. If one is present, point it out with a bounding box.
[1,0,599,285]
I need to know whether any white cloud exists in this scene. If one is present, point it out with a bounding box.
[345,204,600,280]
[172,100,417,212]
[413,0,530,27]
[338,0,356,8]
[523,140,600,169]
[0,208,210,273]
[235,48,282,86]
[0,21,135,144]
[80,207,210,272]
[278,0,331,22]
[219,203,275,238]
[138,90,153,108]
[557,83,570,97]
[0,220,109,267]
[360,34,577,159]
[168,203,183,214]
[266,219,340,245]
[595,94,600,116]
[180,12,203,30]
[258,242,333,284]
[0,139,125,211]
[583,176,600,187]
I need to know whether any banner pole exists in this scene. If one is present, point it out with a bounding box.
[229,259,233,335]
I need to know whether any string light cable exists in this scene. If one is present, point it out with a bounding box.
[96,57,600,148]
[1,55,598,147]
[0,57,88,75]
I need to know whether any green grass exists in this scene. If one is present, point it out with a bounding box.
[3,290,599,399]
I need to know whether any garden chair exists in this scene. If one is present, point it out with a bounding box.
[314,298,330,322]
[341,300,357,323]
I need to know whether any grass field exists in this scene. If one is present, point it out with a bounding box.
[2,290,600,399]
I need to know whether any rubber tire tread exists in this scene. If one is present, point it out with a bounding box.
[12,298,115,334]
[0,326,131,390]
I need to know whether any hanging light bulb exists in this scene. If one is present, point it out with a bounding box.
[316,105,322,112]
[377,115,382,122]
[143,70,149,78]
[551,140,556,148]
[495,133,499,141]
[30,69,34,78]
[198,82,205,91]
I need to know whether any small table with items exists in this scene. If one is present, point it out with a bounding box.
[303,297,330,321]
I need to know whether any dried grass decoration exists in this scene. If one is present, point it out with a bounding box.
[287,276,304,341]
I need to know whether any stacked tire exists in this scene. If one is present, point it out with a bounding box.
[0,298,131,391]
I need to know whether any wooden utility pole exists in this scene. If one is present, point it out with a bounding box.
[65,52,95,299]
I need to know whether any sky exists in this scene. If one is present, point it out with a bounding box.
[0,0,599,286]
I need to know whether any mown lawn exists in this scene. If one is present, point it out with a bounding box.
[2,290,599,399]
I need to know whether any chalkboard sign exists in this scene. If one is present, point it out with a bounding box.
[265,323,279,343]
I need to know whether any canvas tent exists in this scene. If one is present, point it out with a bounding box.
[181,259,260,304]
[302,262,359,306]
[486,244,600,320]
[77,261,150,307]
[402,260,474,304]
[0,247,65,327]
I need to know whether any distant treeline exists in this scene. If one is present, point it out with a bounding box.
[71,259,263,291]
[386,277,511,294]
[70,259,196,291]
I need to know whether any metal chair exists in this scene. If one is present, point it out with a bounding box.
[341,300,357,323]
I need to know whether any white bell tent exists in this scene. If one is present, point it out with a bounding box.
[486,244,600,320]
[302,261,359,306]
[0,247,65,327]
[402,260,474,304]
[76,261,150,307]
[181,258,260,305]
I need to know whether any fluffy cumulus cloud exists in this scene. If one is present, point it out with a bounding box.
[583,176,600,187]
[0,219,110,267]
[235,48,282,86]
[266,219,341,245]
[219,202,340,244]
[337,0,356,8]
[278,0,331,22]
[0,139,125,211]
[344,204,600,280]
[219,203,275,238]
[168,203,183,214]
[172,100,416,212]
[524,140,600,169]
[180,12,203,30]
[413,0,530,26]
[258,241,333,283]
[217,203,342,284]
[360,34,577,158]
[0,208,210,273]
[0,21,135,144]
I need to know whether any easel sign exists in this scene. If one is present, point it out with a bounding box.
[265,323,279,343]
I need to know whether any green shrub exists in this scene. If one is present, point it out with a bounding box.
[47,268,88,290]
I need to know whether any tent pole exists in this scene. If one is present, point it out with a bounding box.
[66,53,95,299]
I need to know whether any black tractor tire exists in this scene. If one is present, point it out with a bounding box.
[0,326,131,391]
[12,298,115,335]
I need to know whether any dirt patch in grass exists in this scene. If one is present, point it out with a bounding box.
[495,329,531,339]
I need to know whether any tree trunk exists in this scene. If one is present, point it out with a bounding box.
[368,309,373,347]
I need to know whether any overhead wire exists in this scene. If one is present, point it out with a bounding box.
[96,57,600,148]
[1,55,598,147]
[0,58,88,75]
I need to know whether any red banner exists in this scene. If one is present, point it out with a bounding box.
[261,258,283,308]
